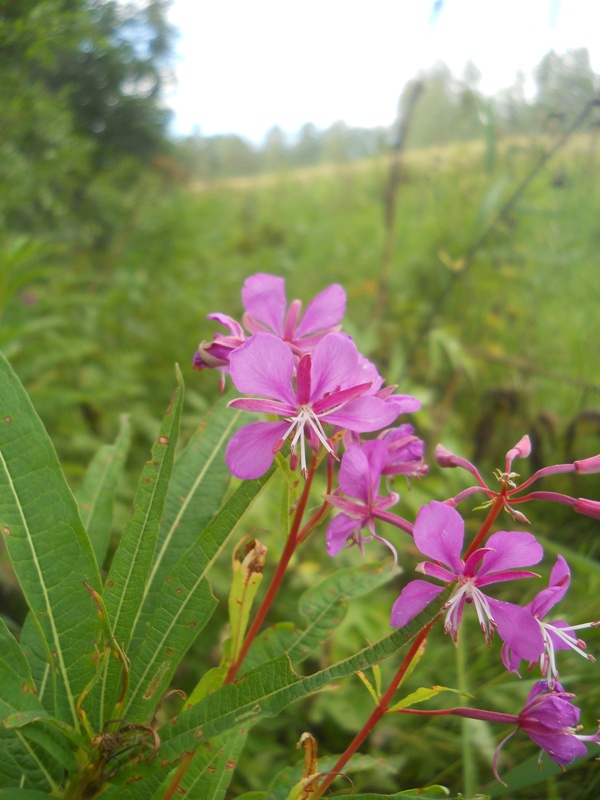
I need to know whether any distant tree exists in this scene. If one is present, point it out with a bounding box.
[534,48,598,119]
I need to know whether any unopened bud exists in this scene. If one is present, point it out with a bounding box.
[573,498,600,520]
[574,454,600,474]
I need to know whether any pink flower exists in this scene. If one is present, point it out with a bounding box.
[501,555,598,682]
[325,440,412,564]
[493,681,600,780]
[390,501,543,650]
[225,333,400,480]
[193,313,246,391]
[242,273,346,354]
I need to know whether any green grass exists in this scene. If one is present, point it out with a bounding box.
[2,132,600,798]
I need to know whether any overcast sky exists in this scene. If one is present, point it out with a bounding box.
[164,0,600,143]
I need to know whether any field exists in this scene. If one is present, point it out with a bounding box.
[2,130,600,798]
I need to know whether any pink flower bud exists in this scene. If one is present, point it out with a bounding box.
[435,444,460,467]
[574,454,600,474]
[573,498,600,520]
[505,435,531,471]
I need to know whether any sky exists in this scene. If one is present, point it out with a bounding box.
[164,0,600,143]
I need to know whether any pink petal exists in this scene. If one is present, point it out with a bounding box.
[225,421,288,479]
[324,396,399,432]
[309,333,361,399]
[477,531,543,576]
[390,580,444,627]
[295,284,346,338]
[337,443,372,503]
[206,312,245,338]
[229,333,296,405]
[413,501,464,573]
[241,273,287,335]
[488,598,544,662]
[326,513,361,556]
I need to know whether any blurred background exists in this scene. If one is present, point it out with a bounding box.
[1,1,600,796]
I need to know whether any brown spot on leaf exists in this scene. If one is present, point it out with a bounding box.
[3,417,12,423]
[157,436,169,445]
[166,648,174,656]
[160,758,170,768]
[176,587,183,595]
[22,681,37,696]
[125,776,144,786]
[225,760,236,770]
[188,621,197,628]
[144,477,151,484]
[2,526,10,536]
[195,728,204,739]
[207,766,216,774]
[166,577,172,584]
[107,580,114,588]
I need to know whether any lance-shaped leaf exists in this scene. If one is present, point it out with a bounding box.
[121,469,275,722]
[113,590,449,789]
[0,352,101,729]
[150,727,249,800]
[0,617,77,791]
[243,563,400,670]
[76,414,131,569]
[99,367,184,721]
[131,397,251,646]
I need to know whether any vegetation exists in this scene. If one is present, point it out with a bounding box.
[1,2,600,798]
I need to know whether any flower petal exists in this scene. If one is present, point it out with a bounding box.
[225,420,288,479]
[488,598,545,662]
[413,501,464,573]
[324,396,399,432]
[390,580,444,627]
[309,333,361,399]
[326,513,361,556]
[531,555,570,618]
[477,531,543,576]
[229,333,296,405]
[295,283,346,338]
[241,273,287,335]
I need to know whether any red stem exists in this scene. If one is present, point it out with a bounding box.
[463,493,505,559]
[224,453,319,684]
[312,620,436,799]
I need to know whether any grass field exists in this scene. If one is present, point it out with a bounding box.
[2,130,600,798]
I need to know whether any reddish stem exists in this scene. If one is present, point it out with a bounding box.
[224,453,319,684]
[312,621,436,799]
[464,492,506,559]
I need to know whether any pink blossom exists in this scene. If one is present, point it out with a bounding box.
[241,273,346,353]
[390,501,543,650]
[225,333,400,479]
[325,440,412,564]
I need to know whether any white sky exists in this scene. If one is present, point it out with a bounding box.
[165,0,600,143]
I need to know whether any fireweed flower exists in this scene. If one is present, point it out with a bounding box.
[378,424,428,479]
[437,435,600,524]
[390,501,544,652]
[420,682,600,783]
[325,440,413,564]
[241,273,346,354]
[225,332,400,480]
[493,681,600,781]
[193,313,246,390]
[501,554,598,683]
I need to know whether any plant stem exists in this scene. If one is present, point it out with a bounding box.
[312,621,435,799]
[464,492,505,559]
[224,453,319,684]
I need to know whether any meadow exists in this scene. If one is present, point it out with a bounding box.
[2,128,600,798]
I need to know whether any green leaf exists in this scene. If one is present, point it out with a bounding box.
[133,396,251,642]
[388,685,466,712]
[150,728,249,800]
[244,562,401,670]
[0,352,101,729]
[330,789,450,799]
[76,414,131,569]
[99,368,184,722]
[121,468,275,722]
[115,589,448,790]
[228,539,267,666]
[0,618,76,791]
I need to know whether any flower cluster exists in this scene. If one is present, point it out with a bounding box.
[195,275,600,785]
